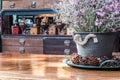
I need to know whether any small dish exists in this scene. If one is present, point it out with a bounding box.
[63,58,120,70]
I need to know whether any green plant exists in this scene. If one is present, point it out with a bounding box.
[57,0,120,32]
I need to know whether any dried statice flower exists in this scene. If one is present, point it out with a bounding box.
[56,0,120,32]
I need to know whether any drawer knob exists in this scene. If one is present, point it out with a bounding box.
[9,1,15,8]
[19,39,25,46]
[64,40,70,46]
[31,1,36,8]
[19,47,25,54]
[64,49,70,55]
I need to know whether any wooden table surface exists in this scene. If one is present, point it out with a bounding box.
[0,53,120,80]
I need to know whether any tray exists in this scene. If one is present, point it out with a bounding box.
[63,58,120,70]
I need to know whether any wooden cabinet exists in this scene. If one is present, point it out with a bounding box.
[2,37,43,54]
[1,36,77,55]
[0,0,77,55]
[2,0,60,10]
[44,37,77,55]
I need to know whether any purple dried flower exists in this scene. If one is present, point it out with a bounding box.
[104,5,113,11]
[73,11,80,17]
[70,0,79,6]
[80,9,86,14]
[114,3,120,12]
[73,16,79,24]
[96,9,105,17]
[111,28,116,32]
[114,11,119,15]
[95,19,104,26]
[110,15,115,20]
[79,19,85,25]
[58,0,120,32]
[90,0,96,6]
[117,7,120,12]
[74,20,79,25]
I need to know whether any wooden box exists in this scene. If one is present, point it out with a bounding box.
[48,26,57,35]
[30,27,39,35]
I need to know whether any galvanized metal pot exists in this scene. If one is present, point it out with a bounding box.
[73,32,117,58]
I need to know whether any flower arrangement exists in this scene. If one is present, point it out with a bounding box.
[57,0,120,32]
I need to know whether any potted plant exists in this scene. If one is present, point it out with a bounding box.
[57,0,120,58]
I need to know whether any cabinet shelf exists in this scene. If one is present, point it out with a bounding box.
[1,9,57,16]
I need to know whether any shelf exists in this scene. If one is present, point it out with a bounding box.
[1,9,57,15]
[1,34,72,38]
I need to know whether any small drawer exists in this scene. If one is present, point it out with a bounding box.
[25,38,43,47]
[2,38,43,47]
[44,38,76,46]
[2,46,19,53]
[25,47,43,54]
[2,38,20,46]
[44,46,77,55]
[2,46,43,54]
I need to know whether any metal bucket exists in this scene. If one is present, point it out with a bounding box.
[73,32,117,58]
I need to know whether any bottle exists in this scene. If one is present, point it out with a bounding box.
[12,21,21,35]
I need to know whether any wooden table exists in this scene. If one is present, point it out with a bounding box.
[0,53,120,80]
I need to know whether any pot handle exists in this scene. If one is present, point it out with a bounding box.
[73,34,98,45]
[99,60,119,68]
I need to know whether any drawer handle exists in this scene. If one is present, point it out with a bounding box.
[64,40,70,46]
[19,39,25,46]
[64,49,70,55]
[19,47,25,54]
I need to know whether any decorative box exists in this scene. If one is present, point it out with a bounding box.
[30,27,39,35]
[12,26,21,35]
[48,25,57,35]
[67,28,75,35]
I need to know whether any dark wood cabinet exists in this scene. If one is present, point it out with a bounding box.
[44,37,77,55]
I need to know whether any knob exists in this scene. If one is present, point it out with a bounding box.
[19,39,25,46]
[9,1,15,8]
[64,40,70,46]
[19,47,25,54]
[64,49,70,55]
[31,1,36,8]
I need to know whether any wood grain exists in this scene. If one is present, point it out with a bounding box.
[0,53,120,80]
